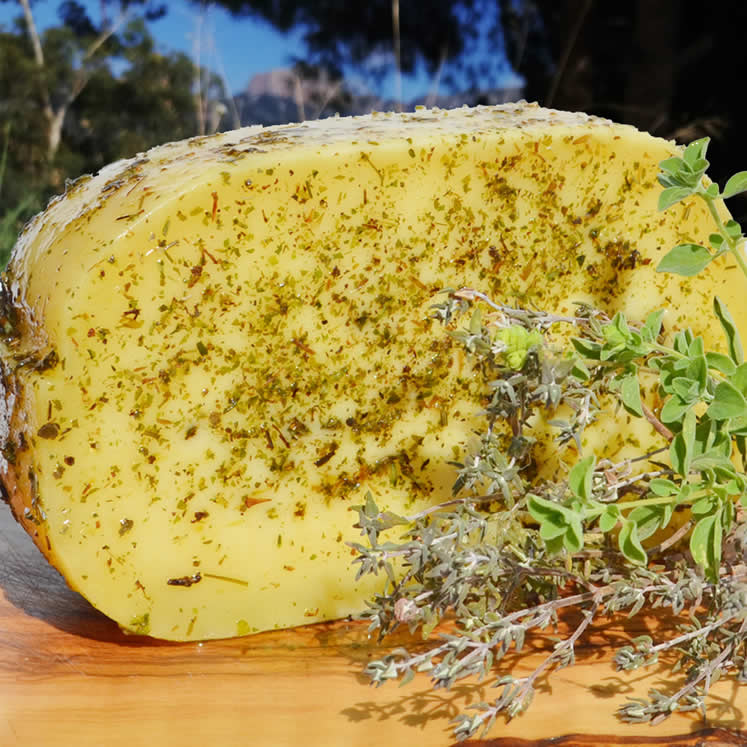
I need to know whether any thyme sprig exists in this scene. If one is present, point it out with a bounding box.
[351,137,747,740]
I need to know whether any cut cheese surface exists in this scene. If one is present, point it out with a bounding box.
[1,103,745,640]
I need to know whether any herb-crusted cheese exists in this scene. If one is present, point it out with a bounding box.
[1,103,744,640]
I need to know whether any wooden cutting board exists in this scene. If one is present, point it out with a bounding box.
[0,507,745,747]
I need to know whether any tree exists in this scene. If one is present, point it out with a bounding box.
[71,19,226,163]
[1,0,167,161]
[0,2,226,259]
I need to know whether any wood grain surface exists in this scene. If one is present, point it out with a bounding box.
[0,507,746,747]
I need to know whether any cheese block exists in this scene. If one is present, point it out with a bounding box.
[1,103,744,641]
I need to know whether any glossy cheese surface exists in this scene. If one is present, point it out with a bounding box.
[1,103,744,640]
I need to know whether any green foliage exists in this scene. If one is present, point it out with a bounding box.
[0,122,40,269]
[657,138,747,279]
[351,143,747,740]
[0,7,226,258]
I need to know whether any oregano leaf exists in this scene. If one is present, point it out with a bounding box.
[670,432,690,478]
[628,504,670,541]
[681,409,696,468]
[705,352,737,376]
[620,373,643,417]
[599,505,620,532]
[656,243,712,276]
[689,513,721,581]
[691,496,716,515]
[568,455,595,503]
[659,156,684,176]
[648,478,678,496]
[658,187,693,212]
[571,337,602,360]
[618,520,647,565]
[563,519,584,554]
[707,380,747,420]
[690,514,715,566]
[726,219,743,239]
[539,519,566,541]
[733,362,747,395]
[713,296,744,364]
[660,395,691,424]
[640,309,665,342]
[529,495,569,542]
[683,137,709,166]
[722,171,747,199]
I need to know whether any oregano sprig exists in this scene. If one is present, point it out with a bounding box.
[657,137,747,277]
[350,137,747,740]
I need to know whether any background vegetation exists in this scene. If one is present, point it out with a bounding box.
[1,0,746,263]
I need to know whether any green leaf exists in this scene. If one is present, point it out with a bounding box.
[683,137,710,166]
[656,243,712,276]
[628,504,672,541]
[571,337,602,360]
[640,309,665,343]
[687,335,705,359]
[711,515,722,583]
[375,511,410,530]
[618,520,647,565]
[707,380,747,420]
[704,182,720,199]
[733,362,747,395]
[726,219,743,239]
[601,313,631,349]
[705,352,737,376]
[681,408,696,466]
[528,494,568,541]
[689,513,722,581]
[599,505,620,532]
[721,171,747,199]
[713,296,744,365]
[690,450,734,471]
[672,329,695,355]
[689,514,713,564]
[544,534,564,555]
[563,519,584,554]
[528,493,561,520]
[648,478,678,496]
[568,455,595,502]
[737,434,747,468]
[671,376,698,402]
[658,173,677,189]
[670,432,691,477]
[660,395,691,424]
[689,157,709,175]
[659,156,684,176]
[619,373,643,417]
[669,376,699,402]
[691,496,716,515]
[570,359,591,381]
[658,187,693,212]
[539,519,566,541]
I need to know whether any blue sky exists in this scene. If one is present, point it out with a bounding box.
[0,0,449,99]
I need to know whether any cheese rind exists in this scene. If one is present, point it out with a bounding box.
[1,103,744,640]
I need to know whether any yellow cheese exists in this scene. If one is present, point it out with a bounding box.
[1,103,744,640]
